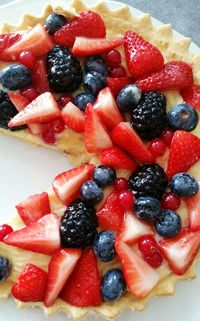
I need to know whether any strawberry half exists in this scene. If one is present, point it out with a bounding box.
[167,130,200,179]
[115,238,159,298]
[32,59,51,94]
[185,184,200,229]
[93,87,124,129]
[107,77,132,97]
[8,92,61,127]
[62,249,102,307]
[52,164,95,205]
[100,146,136,171]
[159,229,200,275]
[111,122,153,163]
[0,33,21,54]
[84,104,113,153]
[136,61,193,92]
[61,102,85,133]
[44,248,81,307]
[4,214,60,255]
[72,36,123,56]
[124,30,164,79]
[54,10,106,47]
[16,192,51,225]
[181,84,200,109]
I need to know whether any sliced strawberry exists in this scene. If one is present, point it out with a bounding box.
[185,184,200,229]
[32,59,51,94]
[124,30,164,79]
[44,248,81,307]
[15,192,51,226]
[97,191,124,232]
[72,36,123,56]
[8,92,60,127]
[0,33,21,54]
[62,249,102,307]
[167,130,200,179]
[159,229,200,275]
[84,104,113,153]
[61,102,85,133]
[136,61,193,92]
[100,146,136,171]
[52,164,95,205]
[107,77,132,97]
[4,214,60,255]
[93,87,124,129]
[0,24,54,61]
[115,238,159,298]
[119,211,153,244]
[111,122,153,163]
[181,84,200,109]
[54,10,106,48]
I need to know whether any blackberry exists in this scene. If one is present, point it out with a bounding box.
[46,45,82,93]
[60,199,98,248]
[131,91,167,140]
[128,164,167,200]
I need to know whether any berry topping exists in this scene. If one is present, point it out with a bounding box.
[21,87,39,102]
[84,71,106,96]
[185,183,200,229]
[128,164,167,200]
[160,129,174,146]
[161,192,181,211]
[11,264,47,302]
[0,33,21,54]
[116,84,142,112]
[42,128,56,145]
[105,49,122,69]
[107,77,132,97]
[81,180,103,204]
[44,13,67,35]
[0,224,13,241]
[110,66,126,78]
[100,146,136,171]
[170,173,199,197]
[93,230,116,262]
[61,102,85,133]
[154,210,182,237]
[118,190,135,211]
[75,93,95,111]
[144,252,163,268]
[32,59,51,94]
[84,55,108,76]
[49,118,65,134]
[58,93,74,109]
[181,84,200,109]
[114,178,128,191]
[0,256,11,282]
[148,138,166,158]
[1,64,32,90]
[138,236,158,257]
[93,165,116,187]
[19,50,36,69]
[167,103,198,131]
[134,196,162,221]
[101,269,126,301]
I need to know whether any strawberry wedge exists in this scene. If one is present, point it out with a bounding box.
[181,84,200,109]
[185,184,200,229]
[61,102,85,133]
[32,59,51,94]
[100,146,136,171]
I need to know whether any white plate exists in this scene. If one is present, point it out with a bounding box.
[0,1,200,321]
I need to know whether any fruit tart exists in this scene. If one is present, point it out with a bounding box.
[1,0,200,319]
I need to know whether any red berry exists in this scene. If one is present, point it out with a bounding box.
[105,49,121,69]
[114,178,128,191]
[19,50,36,69]
[50,118,65,134]
[118,190,135,210]
[58,94,74,109]
[148,138,167,158]
[138,235,158,257]
[0,224,13,241]
[42,129,56,145]
[144,252,163,268]
[110,66,126,78]
[161,129,174,146]
[21,87,39,102]
[161,192,181,211]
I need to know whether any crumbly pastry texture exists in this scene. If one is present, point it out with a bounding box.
[0,0,200,319]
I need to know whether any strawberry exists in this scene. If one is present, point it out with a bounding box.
[181,84,200,109]
[97,191,124,232]
[111,122,153,163]
[0,24,54,61]
[93,87,124,129]
[124,30,164,79]
[52,164,95,205]
[15,192,51,225]
[62,249,102,307]
[167,130,200,179]
[54,10,106,47]
[72,36,123,56]
[159,229,200,275]
[115,238,159,298]
[32,59,51,94]
[99,146,136,171]
[12,264,47,302]
[136,61,193,92]
[107,77,132,97]
[44,248,81,307]
[8,92,61,127]
[0,33,21,54]
[84,104,113,153]
[119,211,154,244]
[185,184,200,229]
[61,102,85,133]
[4,214,60,255]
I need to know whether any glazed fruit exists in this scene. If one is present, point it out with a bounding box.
[93,165,116,187]
[101,269,126,301]
[154,210,182,237]
[1,64,32,90]
[84,71,106,96]
[32,59,50,94]
[144,252,163,268]
[21,87,39,101]
[148,138,167,158]
[185,184,200,229]
[110,66,126,78]
[93,230,116,262]
[75,93,96,111]
[107,77,132,97]
[105,49,122,69]
[58,93,74,109]
[116,84,142,112]
[100,146,136,171]
[0,224,13,241]
[114,178,128,191]
[0,32,21,54]
[44,13,67,35]
[0,256,12,282]
[81,181,103,204]
[61,102,85,133]
[84,55,108,76]
[161,192,181,211]
[19,50,36,69]
[170,173,199,197]
[138,236,158,257]
[118,190,135,211]
[161,129,174,146]
[181,84,200,109]
[134,196,162,221]
[167,103,198,131]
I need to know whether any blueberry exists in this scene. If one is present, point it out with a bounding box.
[84,71,107,97]
[93,165,116,187]
[154,210,182,237]
[101,269,126,301]
[75,93,96,111]
[170,173,199,197]
[84,56,108,76]
[0,256,11,282]
[93,230,116,262]
[81,180,103,204]
[167,103,198,131]
[44,13,67,35]
[134,196,162,221]
[1,64,32,90]
[116,84,142,112]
